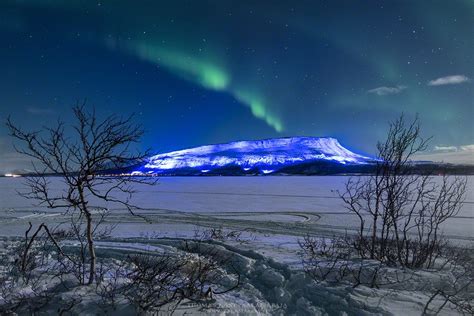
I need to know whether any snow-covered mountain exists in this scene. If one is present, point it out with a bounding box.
[132,137,374,175]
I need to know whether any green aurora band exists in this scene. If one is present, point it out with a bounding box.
[130,42,284,132]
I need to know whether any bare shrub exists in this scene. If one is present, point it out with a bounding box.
[194,226,255,244]
[132,253,196,312]
[340,115,466,268]
[95,260,127,311]
[298,115,471,315]
[0,239,59,314]
[17,222,71,282]
[298,235,414,288]
[422,246,474,315]
[94,244,241,314]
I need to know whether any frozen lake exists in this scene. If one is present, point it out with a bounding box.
[1,176,473,243]
[3,176,472,315]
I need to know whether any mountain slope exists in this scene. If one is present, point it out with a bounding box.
[132,137,374,175]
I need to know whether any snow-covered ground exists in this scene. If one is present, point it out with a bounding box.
[0,176,473,314]
[1,176,472,242]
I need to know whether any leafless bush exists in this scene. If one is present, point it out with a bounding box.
[2,235,242,314]
[299,115,472,314]
[16,222,71,281]
[340,115,466,269]
[95,260,127,311]
[194,226,255,244]
[299,235,414,288]
[299,235,354,285]
[0,213,118,313]
[298,235,350,259]
[180,240,241,298]
[121,253,187,313]
[422,246,474,315]
[94,244,241,314]
[0,239,59,314]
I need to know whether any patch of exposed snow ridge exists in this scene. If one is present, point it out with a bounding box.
[143,137,371,173]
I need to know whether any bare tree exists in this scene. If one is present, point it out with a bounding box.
[340,115,467,268]
[7,104,156,284]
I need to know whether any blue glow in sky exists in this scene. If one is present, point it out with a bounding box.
[0,0,472,172]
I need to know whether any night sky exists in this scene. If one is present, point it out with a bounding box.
[0,0,473,172]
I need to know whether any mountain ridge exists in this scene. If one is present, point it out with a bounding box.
[133,136,374,175]
[5,137,474,176]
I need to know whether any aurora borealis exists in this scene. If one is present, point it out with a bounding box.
[0,0,472,172]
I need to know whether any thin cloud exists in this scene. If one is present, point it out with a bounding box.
[434,145,458,152]
[367,85,406,96]
[428,75,470,86]
[415,144,474,165]
[460,144,474,151]
[434,144,474,152]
